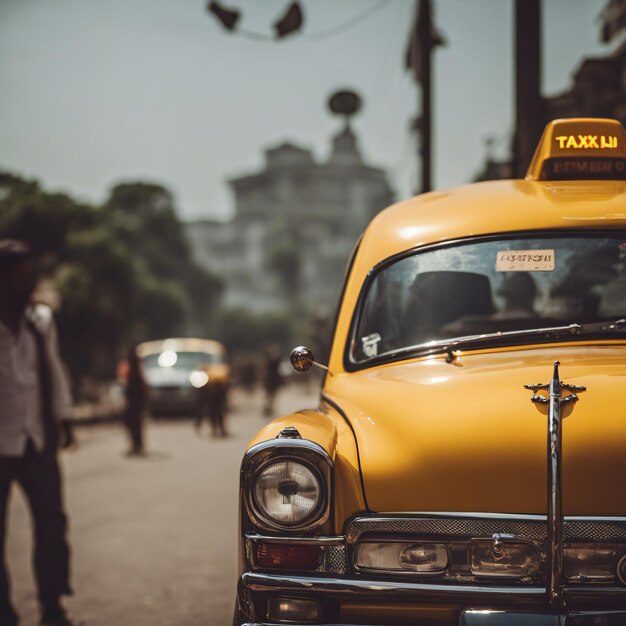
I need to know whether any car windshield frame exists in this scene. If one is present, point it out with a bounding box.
[344,229,626,371]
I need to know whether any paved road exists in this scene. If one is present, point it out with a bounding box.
[7,383,320,626]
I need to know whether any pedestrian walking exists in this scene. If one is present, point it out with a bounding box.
[195,380,228,438]
[0,240,79,626]
[262,345,283,417]
[123,346,147,456]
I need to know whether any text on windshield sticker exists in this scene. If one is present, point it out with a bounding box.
[361,333,382,358]
[496,250,555,272]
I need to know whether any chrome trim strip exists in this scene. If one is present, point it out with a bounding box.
[245,533,345,546]
[562,587,626,598]
[242,438,333,467]
[354,513,626,522]
[242,572,546,599]
[240,572,626,614]
[566,516,626,523]
[240,609,626,626]
[374,512,548,520]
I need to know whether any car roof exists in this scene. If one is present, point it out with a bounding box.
[136,338,225,358]
[328,178,626,374]
[356,179,626,274]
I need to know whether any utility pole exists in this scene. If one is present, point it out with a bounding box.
[513,0,544,177]
[409,0,443,194]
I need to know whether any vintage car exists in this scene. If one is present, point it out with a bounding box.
[234,118,626,626]
[137,337,229,418]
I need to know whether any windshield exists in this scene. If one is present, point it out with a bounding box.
[143,351,222,370]
[351,233,626,363]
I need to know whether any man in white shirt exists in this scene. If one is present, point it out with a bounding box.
[0,240,77,626]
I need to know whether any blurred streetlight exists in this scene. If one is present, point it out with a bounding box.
[207,1,240,32]
[207,1,303,40]
[273,2,304,39]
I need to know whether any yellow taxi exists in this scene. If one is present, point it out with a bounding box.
[137,337,230,418]
[234,118,626,626]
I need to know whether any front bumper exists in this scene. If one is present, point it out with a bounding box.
[241,617,626,626]
[148,386,199,416]
[237,571,626,625]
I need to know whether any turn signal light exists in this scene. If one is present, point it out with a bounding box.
[255,542,323,570]
[267,596,320,623]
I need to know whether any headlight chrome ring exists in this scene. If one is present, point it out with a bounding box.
[242,439,332,533]
[252,457,324,528]
[617,554,626,585]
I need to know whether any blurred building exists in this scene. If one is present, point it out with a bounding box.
[543,41,626,123]
[475,0,626,181]
[186,125,393,314]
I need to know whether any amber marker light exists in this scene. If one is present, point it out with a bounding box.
[255,543,323,570]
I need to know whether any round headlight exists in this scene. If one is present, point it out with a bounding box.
[189,370,209,388]
[253,459,323,526]
[618,554,626,585]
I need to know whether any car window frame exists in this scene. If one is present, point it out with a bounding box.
[343,228,626,372]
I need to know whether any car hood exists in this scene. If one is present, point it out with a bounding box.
[324,344,626,516]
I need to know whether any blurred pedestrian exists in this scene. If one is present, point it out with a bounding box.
[123,346,148,456]
[195,379,228,438]
[262,345,283,417]
[237,359,257,395]
[0,240,79,626]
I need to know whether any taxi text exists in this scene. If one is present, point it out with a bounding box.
[554,135,619,150]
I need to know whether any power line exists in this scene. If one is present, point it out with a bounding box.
[302,0,394,41]
[236,29,274,41]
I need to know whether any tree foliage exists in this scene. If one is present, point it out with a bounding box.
[214,307,295,356]
[0,173,222,390]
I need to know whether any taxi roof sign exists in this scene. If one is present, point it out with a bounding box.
[525,117,626,181]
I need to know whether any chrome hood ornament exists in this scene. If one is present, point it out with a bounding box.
[524,362,586,405]
[523,361,586,610]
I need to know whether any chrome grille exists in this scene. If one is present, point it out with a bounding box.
[346,515,626,544]
[325,545,347,574]
[345,515,626,587]
[565,520,626,542]
[347,515,546,542]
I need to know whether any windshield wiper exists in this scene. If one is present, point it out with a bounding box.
[385,319,626,364]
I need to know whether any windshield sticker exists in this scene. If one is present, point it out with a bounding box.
[361,333,382,358]
[496,250,555,272]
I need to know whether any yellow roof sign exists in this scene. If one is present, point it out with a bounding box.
[526,117,626,181]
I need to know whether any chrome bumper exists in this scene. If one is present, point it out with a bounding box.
[240,608,626,626]
[237,571,626,625]
[242,571,544,605]
[242,571,626,609]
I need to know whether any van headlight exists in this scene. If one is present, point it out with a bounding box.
[253,459,323,526]
[242,440,332,532]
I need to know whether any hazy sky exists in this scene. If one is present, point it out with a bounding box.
[0,0,611,221]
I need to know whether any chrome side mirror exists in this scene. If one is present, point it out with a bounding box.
[290,346,328,373]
